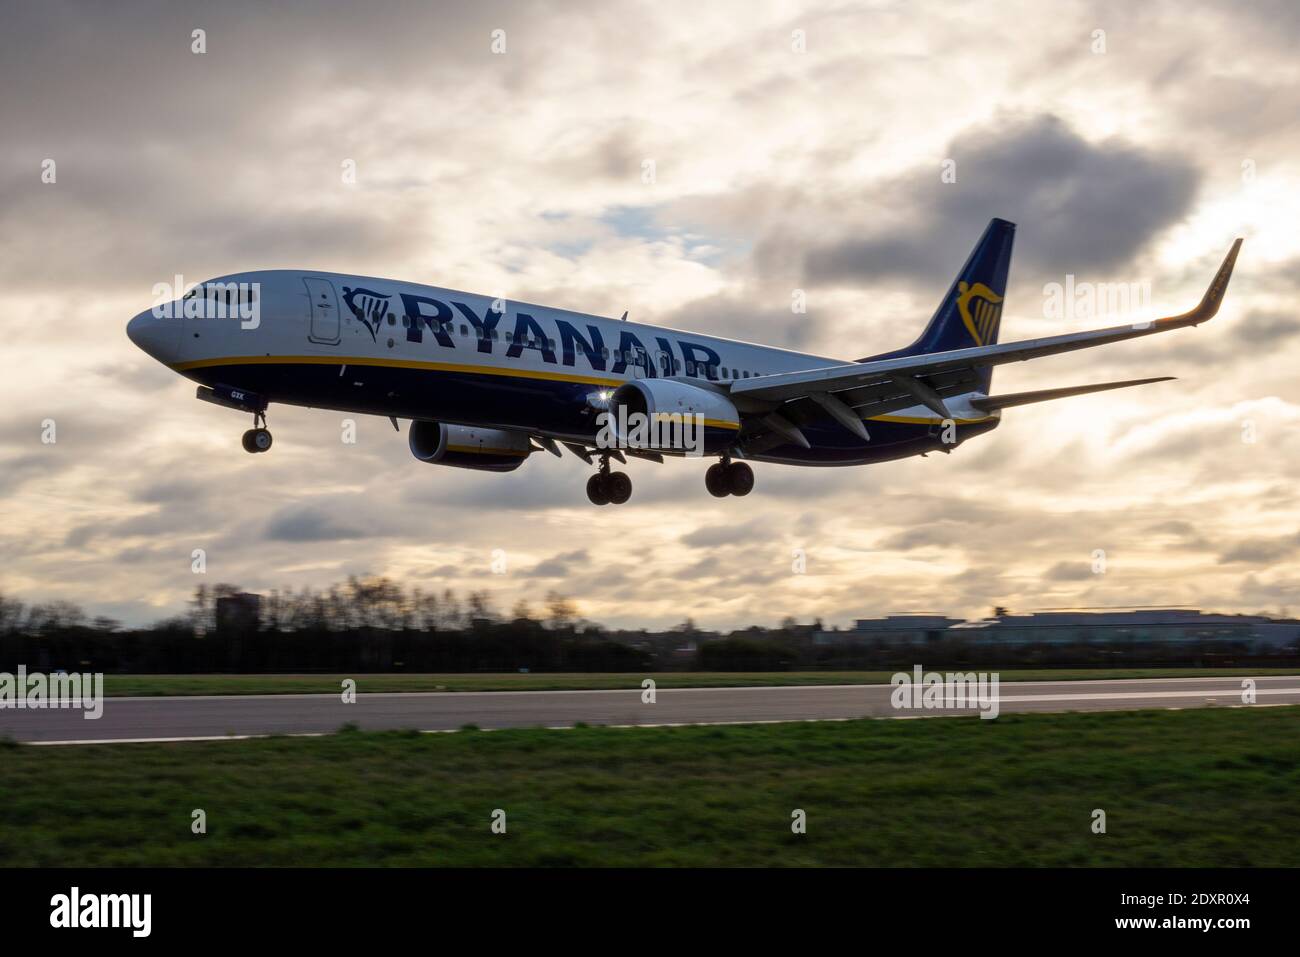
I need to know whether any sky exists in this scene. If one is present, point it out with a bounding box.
[2,0,1299,630]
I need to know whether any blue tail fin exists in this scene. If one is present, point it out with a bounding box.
[866,218,1015,393]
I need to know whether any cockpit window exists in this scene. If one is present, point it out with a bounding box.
[179,283,257,311]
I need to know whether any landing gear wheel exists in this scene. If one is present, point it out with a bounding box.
[705,463,730,497]
[242,428,273,453]
[586,473,611,505]
[606,471,632,505]
[726,461,754,496]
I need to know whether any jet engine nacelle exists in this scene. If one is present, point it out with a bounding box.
[607,379,741,455]
[408,420,531,472]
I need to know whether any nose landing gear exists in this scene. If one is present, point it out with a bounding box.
[586,454,632,505]
[241,411,273,454]
[705,457,753,497]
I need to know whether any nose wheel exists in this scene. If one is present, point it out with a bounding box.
[586,455,632,505]
[705,458,753,497]
[241,412,273,454]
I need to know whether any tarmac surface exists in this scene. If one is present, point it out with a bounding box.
[2,674,1297,744]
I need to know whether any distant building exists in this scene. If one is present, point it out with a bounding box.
[950,610,1298,649]
[817,615,965,646]
[821,609,1300,651]
[215,592,262,634]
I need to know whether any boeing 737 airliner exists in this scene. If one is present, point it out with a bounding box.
[126,219,1241,505]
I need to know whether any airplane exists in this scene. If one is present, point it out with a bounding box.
[126,218,1242,505]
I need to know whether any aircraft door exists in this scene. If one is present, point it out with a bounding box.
[304,277,341,345]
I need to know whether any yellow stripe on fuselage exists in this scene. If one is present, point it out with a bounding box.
[172,354,625,388]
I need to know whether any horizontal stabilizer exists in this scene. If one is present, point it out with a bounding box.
[969,376,1174,412]
[730,238,1241,405]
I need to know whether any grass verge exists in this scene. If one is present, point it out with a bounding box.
[1,706,1297,866]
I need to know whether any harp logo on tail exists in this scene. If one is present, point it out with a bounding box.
[956,281,1003,346]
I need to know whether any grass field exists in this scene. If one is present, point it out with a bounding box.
[97,668,1300,697]
[2,706,1297,866]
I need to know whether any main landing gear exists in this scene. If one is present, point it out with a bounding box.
[586,454,632,506]
[241,411,273,454]
[705,457,753,497]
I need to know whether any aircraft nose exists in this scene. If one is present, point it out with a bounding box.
[126,308,181,364]
[125,311,146,347]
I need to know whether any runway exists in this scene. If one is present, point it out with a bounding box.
[3,674,1299,744]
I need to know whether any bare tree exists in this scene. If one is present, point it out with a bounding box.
[545,592,577,631]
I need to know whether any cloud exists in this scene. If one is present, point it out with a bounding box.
[0,453,52,498]
[1233,311,1300,347]
[679,522,768,548]
[876,522,976,553]
[1218,533,1300,565]
[1044,560,1099,582]
[793,114,1199,287]
[264,506,370,543]
[524,549,590,578]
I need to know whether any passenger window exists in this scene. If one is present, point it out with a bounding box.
[387,314,396,325]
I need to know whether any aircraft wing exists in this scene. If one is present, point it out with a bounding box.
[729,239,1242,411]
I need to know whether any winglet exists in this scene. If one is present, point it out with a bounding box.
[1190,237,1243,324]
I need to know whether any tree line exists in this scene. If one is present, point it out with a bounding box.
[1,579,1295,674]
[0,578,645,674]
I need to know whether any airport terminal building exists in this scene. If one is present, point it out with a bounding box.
[820,610,1300,651]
